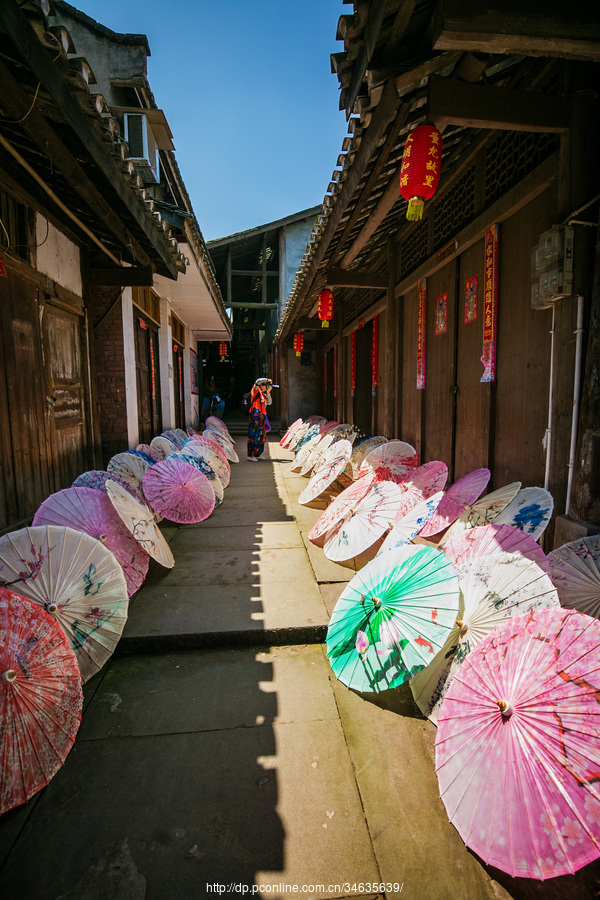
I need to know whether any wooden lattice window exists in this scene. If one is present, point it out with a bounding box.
[399,218,429,280]
[132,286,161,324]
[433,167,476,252]
[484,131,559,208]
[171,314,185,345]
[0,190,30,262]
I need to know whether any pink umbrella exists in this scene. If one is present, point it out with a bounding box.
[442,523,550,576]
[136,443,162,463]
[393,460,449,523]
[357,440,418,485]
[419,468,490,538]
[308,473,376,546]
[280,418,303,448]
[72,470,145,505]
[184,434,229,470]
[435,607,600,879]
[323,480,406,562]
[298,440,353,505]
[142,458,215,524]
[32,486,150,597]
[150,435,178,460]
[181,440,230,489]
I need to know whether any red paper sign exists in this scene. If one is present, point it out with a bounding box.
[0,259,7,277]
[417,278,427,389]
[149,335,156,400]
[351,330,357,397]
[464,275,478,324]
[481,225,499,382]
[371,314,379,389]
[435,292,448,335]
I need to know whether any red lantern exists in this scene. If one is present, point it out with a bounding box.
[318,289,334,328]
[399,124,442,221]
[218,341,227,361]
[293,332,304,357]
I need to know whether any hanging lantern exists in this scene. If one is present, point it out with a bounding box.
[399,124,443,222]
[218,341,228,362]
[293,332,304,357]
[318,289,334,328]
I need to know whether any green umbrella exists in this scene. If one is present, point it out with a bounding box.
[326,545,460,692]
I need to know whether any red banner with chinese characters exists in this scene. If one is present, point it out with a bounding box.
[351,330,357,397]
[149,334,156,400]
[371,314,379,390]
[333,344,338,398]
[417,277,427,389]
[481,224,499,382]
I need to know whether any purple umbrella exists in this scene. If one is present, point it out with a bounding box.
[32,486,150,597]
[142,458,216,524]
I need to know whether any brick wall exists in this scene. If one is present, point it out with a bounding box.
[87,286,129,466]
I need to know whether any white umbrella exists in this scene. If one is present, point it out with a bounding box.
[323,480,405,562]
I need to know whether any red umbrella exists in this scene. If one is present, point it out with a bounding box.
[142,458,216,523]
[0,587,82,814]
[33,486,150,597]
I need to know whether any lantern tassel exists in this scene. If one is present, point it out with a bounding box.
[406,197,424,221]
[321,320,329,328]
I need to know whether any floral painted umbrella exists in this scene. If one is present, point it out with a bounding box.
[169,452,224,508]
[204,428,239,463]
[299,433,337,476]
[344,436,388,481]
[442,523,550,575]
[291,432,323,471]
[32,486,150,597]
[183,434,230,470]
[435,607,600,879]
[0,588,83,815]
[439,481,522,545]
[180,440,230,489]
[548,534,600,618]
[106,479,175,569]
[308,473,376,546]
[326,544,460,692]
[107,452,152,493]
[161,429,186,449]
[142,458,215,524]
[205,416,228,435]
[72,470,145,505]
[150,435,178,460]
[493,486,554,542]
[279,417,303,448]
[392,460,449,523]
[136,443,162,462]
[298,440,353,505]
[323,480,406,562]
[357,440,418,485]
[411,551,560,724]
[377,492,444,556]
[0,525,129,682]
[292,424,322,454]
[419,468,490,538]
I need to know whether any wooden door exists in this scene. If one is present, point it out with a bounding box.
[423,261,457,470]
[135,315,161,444]
[354,321,373,436]
[172,341,184,429]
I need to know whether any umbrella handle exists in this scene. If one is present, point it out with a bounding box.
[1,669,17,683]
[497,699,514,717]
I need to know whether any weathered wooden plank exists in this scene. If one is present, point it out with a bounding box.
[326,268,388,289]
[427,75,569,132]
[88,267,155,286]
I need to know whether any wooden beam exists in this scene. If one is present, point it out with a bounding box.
[295,316,339,332]
[0,0,178,279]
[433,0,600,62]
[427,74,569,132]
[88,267,154,286]
[0,57,154,269]
[231,270,279,277]
[326,268,387,289]
[344,0,388,117]
[227,302,279,308]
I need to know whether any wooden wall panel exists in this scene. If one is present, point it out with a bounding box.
[423,261,456,468]
[355,321,373,436]
[400,284,421,455]
[494,189,556,487]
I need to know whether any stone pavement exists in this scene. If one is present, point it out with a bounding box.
[0,434,599,900]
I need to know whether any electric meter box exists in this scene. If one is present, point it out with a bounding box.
[530,224,574,309]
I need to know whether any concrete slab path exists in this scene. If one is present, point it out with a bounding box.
[0,434,599,900]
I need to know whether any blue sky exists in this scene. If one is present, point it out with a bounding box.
[70,0,348,240]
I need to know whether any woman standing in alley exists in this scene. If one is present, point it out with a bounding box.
[247,377,272,461]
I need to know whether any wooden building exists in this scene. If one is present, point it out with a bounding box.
[0,0,228,534]
[275,0,600,547]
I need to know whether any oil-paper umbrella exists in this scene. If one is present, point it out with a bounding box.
[291,432,322,471]
[326,544,460,692]
[205,416,228,435]
[106,479,175,569]
[288,422,312,451]
[298,440,353,505]
[548,534,600,618]
[299,433,337,476]
[493,486,554,542]
[0,525,129,682]
[136,443,162,462]
[161,429,186,449]
[280,417,303,448]
[419,468,490,538]
[204,428,239,463]
[184,434,230,470]
[308,474,376,546]
[410,551,560,724]
[435,607,600,879]
[181,440,230,489]
[439,481,522,545]
[32,486,150,598]
[107,451,151,492]
[393,460,449,522]
[442,523,550,576]
[142,458,215,524]
[169,452,224,509]
[357,440,418,484]
[150,435,178,460]
[72,470,145,505]
[345,436,388,481]
[377,492,444,556]
[293,424,322,454]
[323,480,406,562]
[0,588,83,815]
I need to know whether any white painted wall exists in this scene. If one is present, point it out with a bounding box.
[35,215,82,296]
[159,297,174,430]
[183,325,199,427]
[121,288,139,448]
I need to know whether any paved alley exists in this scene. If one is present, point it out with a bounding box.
[0,434,598,900]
